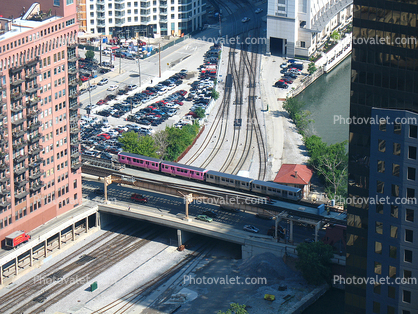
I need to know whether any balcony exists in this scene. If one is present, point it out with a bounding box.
[0,137,7,145]
[10,78,25,86]
[10,92,23,102]
[28,158,43,168]
[69,102,81,110]
[0,84,6,92]
[14,176,29,188]
[71,150,80,158]
[14,166,27,175]
[15,154,28,163]
[13,141,27,150]
[24,57,40,68]
[0,186,10,195]
[67,42,78,49]
[26,84,40,95]
[9,64,24,74]
[28,133,42,143]
[70,114,81,123]
[68,54,79,62]
[68,67,79,75]
[69,80,78,87]
[71,161,82,171]
[141,3,151,8]
[30,181,44,192]
[25,70,39,80]
[11,105,25,113]
[0,163,9,170]
[96,6,105,12]
[28,121,41,130]
[12,129,26,138]
[115,12,125,17]
[14,190,29,199]
[27,108,40,118]
[11,117,26,125]
[70,126,80,134]
[0,200,11,208]
[26,96,40,107]
[115,19,125,25]
[28,145,43,156]
[29,170,44,180]
[160,2,167,7]
[70,137,80,145]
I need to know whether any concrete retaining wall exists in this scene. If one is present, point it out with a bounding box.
[285,284,329,314]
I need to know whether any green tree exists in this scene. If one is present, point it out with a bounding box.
[118,131,158,157]
[308,62,317,75]
[331,30,341,41]
[217,303,248,314]
[164,124,200,161]
[296,241,334,285]
[85,50,95,60]
[194,107,206,119]
[283,97,312,136]
[212,89,220,100]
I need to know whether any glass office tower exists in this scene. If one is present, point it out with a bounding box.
[346,1,418,314]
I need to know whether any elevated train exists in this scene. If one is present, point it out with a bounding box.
[118,152,302,201]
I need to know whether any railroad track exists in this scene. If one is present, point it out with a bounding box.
[5,226,162,313]
[91,239,216,314]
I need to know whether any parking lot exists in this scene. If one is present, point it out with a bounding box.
[77,41,221,158]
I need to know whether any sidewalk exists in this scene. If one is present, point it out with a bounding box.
[260,55,309,181]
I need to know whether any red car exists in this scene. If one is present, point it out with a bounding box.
[138,40,146,46]
[80,76,89,82]
[131,193,148,203]
[178,90,187,96]
[174,100,184,106]
[96,99,107,105]
[98,133,111,139]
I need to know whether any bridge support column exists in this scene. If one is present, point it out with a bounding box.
[0,265,2,285]
[44,240,48,257]
[289,220,293,244]
[104,175,112,203]
[177,229,192,247]
[15,257,18,276]
[30,248,33,267]
[58,231,62,249]
[72,223,76,241]
[85,217,89,233]
[96,212,100,228]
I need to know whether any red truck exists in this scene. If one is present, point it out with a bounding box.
[4,231,31,249]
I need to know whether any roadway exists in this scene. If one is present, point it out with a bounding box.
[82,178,325,245]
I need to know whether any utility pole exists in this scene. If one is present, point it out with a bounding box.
[99,35,102,65]
[158,42,161,78]
[119,53,121,74]
[137,59,141,87]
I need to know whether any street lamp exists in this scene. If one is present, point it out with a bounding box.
[137,58,141,87]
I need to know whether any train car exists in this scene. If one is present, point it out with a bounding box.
[4,231,31,249]
[118,152,161,171]
[161,161,207,181]
[251,180,302,201]
[206,170,253,191]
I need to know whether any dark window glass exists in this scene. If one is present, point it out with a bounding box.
[405,250,412,263]
[391,184,399,197]
[394,122,401,134]
[409,125,417,138]
[378,139,386,152]
[377,181,384,193]
[403,290,411,303]
[378,160,385,172]
[407,167,416,180]
[407,188,415,198]
[379,119,387,131]
[389,246,397,258]
[405,229,413,242]
[388,286,396,299]
[406,209,414,222]
[373,301,380,313]
[392,164,400,176]
[408,146,417,159]
[404,270,412,279]
[375,261,382,274]
[393,143,401,155]
[376,203,383,214]
[376,222,383,234]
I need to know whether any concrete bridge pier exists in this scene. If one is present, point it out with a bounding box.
[177,229,193,247]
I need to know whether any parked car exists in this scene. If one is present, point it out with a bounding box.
[280,62,288,68]
[131,193,148,203]
[243,225,259,233]
[196,215,213,223]
[128,84,138,90]
[255,8,263,13]
[241,17,250,23]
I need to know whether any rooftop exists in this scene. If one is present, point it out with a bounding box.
[274,164,313,185]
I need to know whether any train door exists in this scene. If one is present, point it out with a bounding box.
[282,190,288,198]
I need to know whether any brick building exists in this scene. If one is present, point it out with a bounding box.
[274,164,313,198]
[0,0,82,244]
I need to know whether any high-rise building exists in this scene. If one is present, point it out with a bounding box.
[266,0,353,57]
[84,0,206,37]
[346,2,418,314]
[0,0,82,243]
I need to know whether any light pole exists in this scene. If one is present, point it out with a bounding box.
[137,58,141,87]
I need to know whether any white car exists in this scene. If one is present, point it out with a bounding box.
[241,17,250,23]
[107,85,118,91]
[127,84,138,90]
[280,62,288,68]
[243,225,259,233]
[255,8,263,14]
[97,78,109,85]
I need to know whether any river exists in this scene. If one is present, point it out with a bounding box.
[296,56,351,145]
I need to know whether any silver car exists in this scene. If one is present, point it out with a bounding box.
[243,225,259,233]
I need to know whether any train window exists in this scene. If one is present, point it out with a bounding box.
[191,171,194,174]
[151,163,154,166]
[289,192,293,196]
[139,160,143,163]
[121,156,125,160]
[221,178,225,181]
[127,158,131,161]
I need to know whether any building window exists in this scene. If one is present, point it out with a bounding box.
[393,143,401,155]
[406,208,414,222]
[300,41,306,48]
[54,0,60,6]
[373,283,381,294]
[374,261,381,274]
[372,301,380,314]
[388,286,396,299]
[389,265,396,278]
[409,125,417,138]
[408,146,416,159]
[390,225,398,238]
[378,139,385,152]
[404,250,412,263]
[66,0,73,5]
[387,306,395,314]
[389,246,397,258]
[407,188,415,199]
[407,167,416,180]
[376,222,383,234]
[377,160,385,172]
[405,229,413,242]
[404,270,412,279]
[377,181,384,193]
[391,205,398,218]
[391,184,399,197]
[394,122,401,134]
[379,119,387,131]
[376,203,383,214]
[375,241,382,254]
[392,164,400,176]
[403,290,411,303]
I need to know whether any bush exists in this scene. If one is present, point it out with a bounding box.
[85,50,95,60]
[212,89,220,100]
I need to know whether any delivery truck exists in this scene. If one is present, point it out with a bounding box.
[4,230,31,249]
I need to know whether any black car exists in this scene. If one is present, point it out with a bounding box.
[274,81,288,89]
[202,210,218,218]
[138,119,151,125]
[93,188,104,195]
